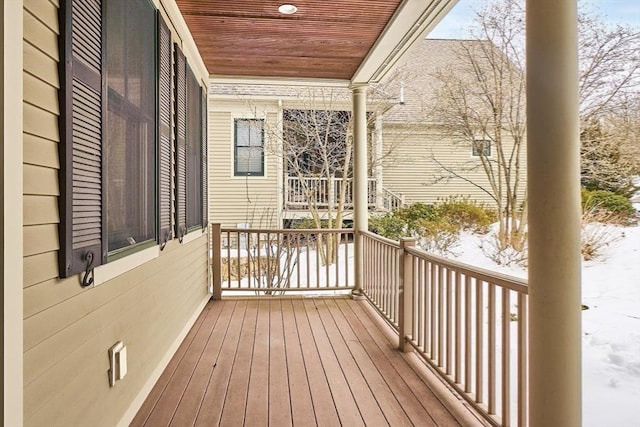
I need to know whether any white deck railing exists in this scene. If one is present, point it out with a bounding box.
[210,224,354,295]
[361,230,529,427]
[284,175,377,210]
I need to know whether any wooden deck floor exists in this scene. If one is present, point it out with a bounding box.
[131,298,466,427]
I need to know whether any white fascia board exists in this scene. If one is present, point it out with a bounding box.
[352,0,458,85]
[209,75,351,88]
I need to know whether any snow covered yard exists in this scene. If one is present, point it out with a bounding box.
[453,225,640,427]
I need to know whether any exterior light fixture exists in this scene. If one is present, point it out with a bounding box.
[278,4,298,14]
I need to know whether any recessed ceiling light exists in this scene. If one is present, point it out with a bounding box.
[278,4,298,14]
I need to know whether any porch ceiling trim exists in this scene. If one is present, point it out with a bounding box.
[352,0,458,84]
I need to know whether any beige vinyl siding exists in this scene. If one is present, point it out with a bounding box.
[382,125,527,207]
[208,106,280,228]
[22,1,209,425]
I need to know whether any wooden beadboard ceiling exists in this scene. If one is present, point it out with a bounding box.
[175,0,404,80]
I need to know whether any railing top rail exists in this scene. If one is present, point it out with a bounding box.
[404,245,528,294]
[360,230,401,248]
[360,230,527,294]
[285,175,376,182]
[220,227,354,234]
[382,187,402,198]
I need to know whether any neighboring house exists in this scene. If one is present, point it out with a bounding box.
[208,38,527,229]
[379,38,527,208]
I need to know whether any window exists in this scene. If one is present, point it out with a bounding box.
[59,0,207,280]
[472,139,492,157]
[105,0,156,255]
[234,119,264,176]
[186,69,204,230]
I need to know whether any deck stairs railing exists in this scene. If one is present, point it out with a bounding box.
[209,224,528,427]
[284,175,404,211]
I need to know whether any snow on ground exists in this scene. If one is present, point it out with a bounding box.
[452,225,640,427]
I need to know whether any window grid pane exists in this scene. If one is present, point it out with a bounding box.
[235,119,264,176]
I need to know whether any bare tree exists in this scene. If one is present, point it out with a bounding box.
[256,86,405,265]
[427,0,639,252]
[282,93,353,265]
[578,10,640,195]
[428,0,527,251]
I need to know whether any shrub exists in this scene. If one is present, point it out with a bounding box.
[480,234,528,267]
[394,203,438,229]
[581,188,635,223]
[415,218,460,256]
[290,217,341,229]
[369,215,407,240]
[434,196,496,232]
[581,223,622,261]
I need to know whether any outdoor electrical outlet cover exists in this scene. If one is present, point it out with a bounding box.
[108,341,125,387]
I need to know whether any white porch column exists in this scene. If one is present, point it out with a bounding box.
[2,1,24,425]
[374,112,384,210]
[352,84,368,296]
[527,1,581,426]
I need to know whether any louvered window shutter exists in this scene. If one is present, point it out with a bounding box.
[158,15,173,248]
[59,0,104,278]
[174,44,187,241]
[201,88,208,230]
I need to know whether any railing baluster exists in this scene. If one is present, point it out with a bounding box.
[476,279,484,404]
[518,293,528,427]
[345,232,349,288]
[438,265,444,367]
[388,244,393,320]
[247,231,253,288]
[296,233,301,288]
[305,233,311,288]
[266,231,271,288]
[488,283,496,415]
[417,259,424,350]
[315,233,320,288]
[447,268,453,375]
[455,270,462,383]
[502,287,511,426]
[430,262,437,359]
[465,274,472,393]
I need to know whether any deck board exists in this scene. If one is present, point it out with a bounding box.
[242,299,270,427]
[324,298,412,426]
[302,299,365,427]
[344,299,463,426]
[269,300,293,426]
[134,297,465,427]
[194,300,247,426]
[290,299,341,427]
[313,299,387,426]
[282,300,317,427]
[218,299,257,426]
